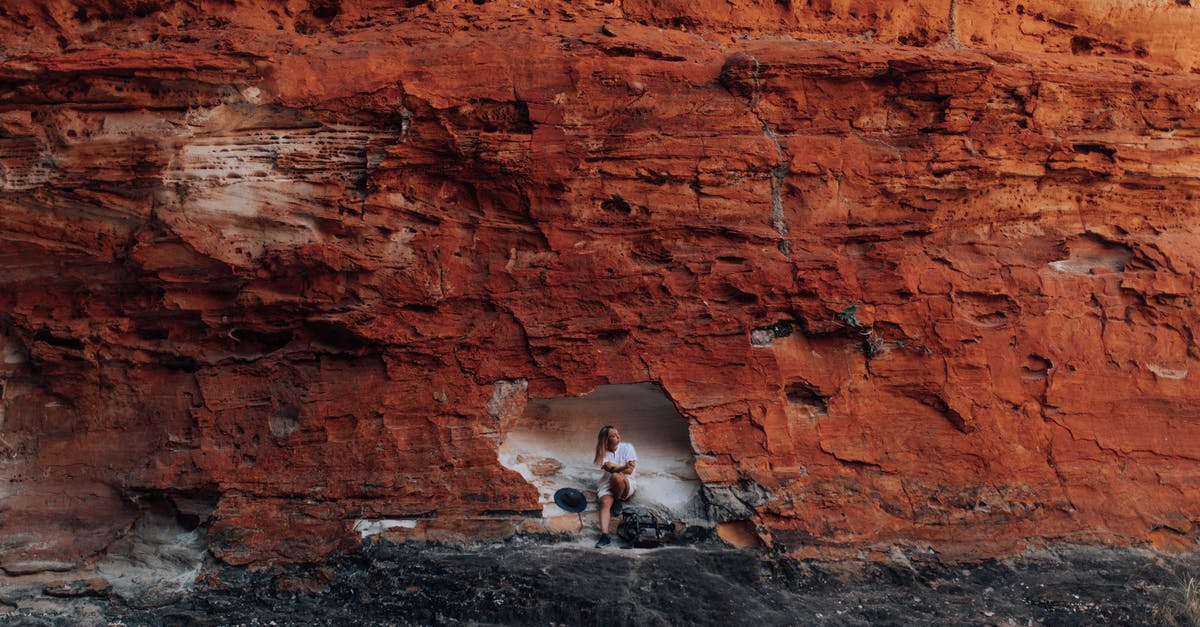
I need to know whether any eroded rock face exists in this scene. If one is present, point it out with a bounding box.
[2,0,1200,569]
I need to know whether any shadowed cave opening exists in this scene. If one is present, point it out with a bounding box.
[498,383,705,523]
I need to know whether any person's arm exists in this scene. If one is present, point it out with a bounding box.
[601,459,635,474]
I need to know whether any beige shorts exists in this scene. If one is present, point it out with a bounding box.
[596,474,636,500]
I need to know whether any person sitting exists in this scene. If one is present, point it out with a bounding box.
[593,425,636,547]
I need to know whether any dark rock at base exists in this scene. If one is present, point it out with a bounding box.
[3,542,1197,626]
[42,578,112,598]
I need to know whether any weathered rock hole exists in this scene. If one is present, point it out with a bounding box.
[156,353,201,373]
[1073,143,1116,158]
[309,0,341,22]
[446,99,532,134]
[498,383,704,522]
[137,327,170,341]
[785,382,828,416]
[229,328,293,354]
[33,329,83,351]
[750,320,794,347]
[1,326,29,367]
[1021,354,1052,380]
[269,404,300,438]
[304,320,370,352]
[600,194,632,215]
[1049,234,1133,274]
[596,329,629,344]
[1071,36,1095,55]
[95,492,213,607]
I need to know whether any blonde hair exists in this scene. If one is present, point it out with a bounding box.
[594,425,614,465]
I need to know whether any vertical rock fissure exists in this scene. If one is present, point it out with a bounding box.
[943,0,962,49]
[765,125,791,257]
[749,56,792,257]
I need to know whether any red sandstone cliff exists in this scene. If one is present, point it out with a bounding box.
[2,0,1200,572]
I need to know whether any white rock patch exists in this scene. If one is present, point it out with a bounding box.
[353,519,419,539]
[1147,363,1188,380]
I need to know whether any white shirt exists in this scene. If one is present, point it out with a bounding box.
[601,442,638,478]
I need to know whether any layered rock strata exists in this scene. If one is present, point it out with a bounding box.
[1,0,1200,572]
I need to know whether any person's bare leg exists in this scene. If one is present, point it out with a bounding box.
[611,473,630,501]
[598,494,613,534]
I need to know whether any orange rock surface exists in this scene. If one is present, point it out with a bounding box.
[2,0,1200,568]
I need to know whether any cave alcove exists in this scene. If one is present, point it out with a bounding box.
[498,383,704,522]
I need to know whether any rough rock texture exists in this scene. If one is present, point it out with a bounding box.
[4,542,1198,626]
[2,0,1200,574]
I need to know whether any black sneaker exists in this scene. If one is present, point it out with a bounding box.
[595,534,611,548]
[611,501,623,516]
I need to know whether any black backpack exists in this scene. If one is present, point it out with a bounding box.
[617,508,676,548]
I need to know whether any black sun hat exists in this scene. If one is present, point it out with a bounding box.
[553,488,587,513]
